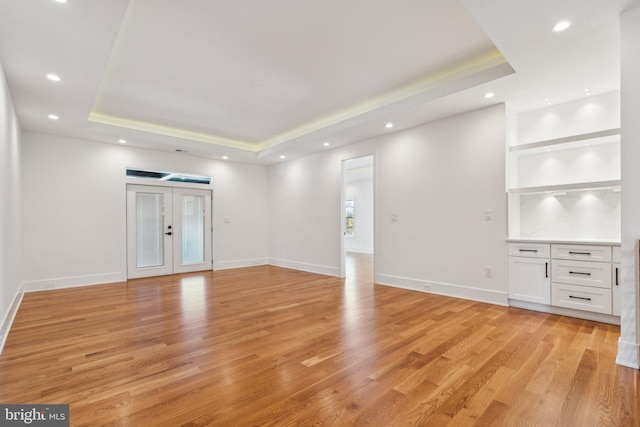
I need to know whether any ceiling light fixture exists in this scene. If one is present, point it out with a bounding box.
[385,123,393,129]
[48,114,59,120]
[323,142,330,147]
[552,20,572,32]
[222,156,229,160]
[280,155,286,159]
[54,0,68,3]
[46,74,61,82]
[484,92,495,99]
[118,139,127,144]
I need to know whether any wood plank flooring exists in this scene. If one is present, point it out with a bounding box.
[1,253,638,426]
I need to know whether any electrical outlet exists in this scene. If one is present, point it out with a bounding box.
[422,283,431,291]
[485,267,493,278]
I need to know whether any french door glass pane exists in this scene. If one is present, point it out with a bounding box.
[182,195,205,264]
[136,193,164,268]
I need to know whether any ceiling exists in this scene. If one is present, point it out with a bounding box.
[1,0,638,164]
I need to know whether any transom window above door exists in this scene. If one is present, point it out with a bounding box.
[126,168,211,185]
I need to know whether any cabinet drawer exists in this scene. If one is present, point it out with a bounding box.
[508,242,550,258]
[552,283,612,315]
[551,259,611,288]
[612,246,621,263]
[551,244,611,262]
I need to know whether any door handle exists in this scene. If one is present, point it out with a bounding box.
[545,262,548,278]
[165,232,172,236]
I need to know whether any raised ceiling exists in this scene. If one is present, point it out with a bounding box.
[0,0,638,164]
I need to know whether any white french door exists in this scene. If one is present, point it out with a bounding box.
[126,184,212,279]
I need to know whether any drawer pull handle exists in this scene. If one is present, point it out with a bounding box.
[569,271,591,276]
[616,267,619,286]
[519,249,538,253]
[569,295,592,301]
[569,251,591,256]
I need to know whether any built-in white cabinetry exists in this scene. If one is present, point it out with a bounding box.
[506,92,621,324]
[508,241,620,323]
[612,246,621,316]
[508,129,620,241]
[508,243,550,304]
[550,244,612,315]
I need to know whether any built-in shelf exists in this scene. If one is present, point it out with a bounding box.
[509,128,621,153]
[509,179,621,195]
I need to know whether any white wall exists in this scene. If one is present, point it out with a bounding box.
[267,150,345,276]
[269,104,508,304]
[619,6,640,369]
[21,132,269,290]
[0,60,22,350]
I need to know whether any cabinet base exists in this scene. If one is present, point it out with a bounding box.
[508,299,620,325]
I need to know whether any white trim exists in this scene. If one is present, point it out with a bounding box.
[0,282,24,354]
[22,272,125,293]
[125,177,213,190]
[508,299,621,325]
[268,258,340,277]
[214,258,268,270]
[375,274,509,306]
[617,338,640,369]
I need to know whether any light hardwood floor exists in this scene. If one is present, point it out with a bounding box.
[1,253,638,426]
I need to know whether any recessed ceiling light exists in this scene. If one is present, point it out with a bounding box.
[48,114,59,120]
[323,142,330,147]
[118,139,127,144]
[280,155,286,159]
[54,0,68,3]
[46,74,61,82]
[222,156,229,160]
[483,92,495,99]
[553,20,572,32]
[385,123,393,129]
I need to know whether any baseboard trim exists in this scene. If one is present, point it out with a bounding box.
[22,272,125,293]
[375,274,508,306]
[0,282,25,355]
[617,338,640,369]
[268,258,340,277]
[214,258,269,270]
[508,299,621,325]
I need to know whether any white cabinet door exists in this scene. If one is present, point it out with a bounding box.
[508,257,551,304]
[612,263,621,316]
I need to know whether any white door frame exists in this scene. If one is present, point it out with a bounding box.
[126,184,212,279]
[340,154,376,278]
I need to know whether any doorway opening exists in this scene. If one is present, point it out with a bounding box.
[341,156,374,284]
